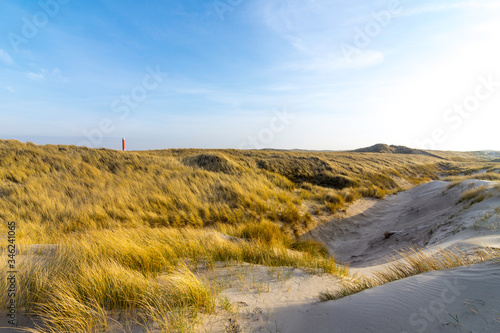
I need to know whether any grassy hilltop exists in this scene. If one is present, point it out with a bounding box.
[0,139,498,332]
[0,140,489,241]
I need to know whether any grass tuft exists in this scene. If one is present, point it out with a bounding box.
[319,246,500,302]
[458,186,490,204]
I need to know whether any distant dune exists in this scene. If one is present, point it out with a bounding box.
[352,143,444,158]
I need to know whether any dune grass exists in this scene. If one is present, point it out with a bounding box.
[1,227,347,332]
[458,185,490,203]
[0,140,494,332]
[456,184,500,207]
[319,246,500,302]
[0,139,483,241]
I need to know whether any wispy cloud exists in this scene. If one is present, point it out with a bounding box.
[52,68,69,83]
[282,50,385,72]
[25,72,45,81]
[0,49,13,65]
[256,0,340,52]
[263,85,299,92]
[5,86,15,93]
[254,0,388,73]
[399,0,500,17]
[24,69,69,82]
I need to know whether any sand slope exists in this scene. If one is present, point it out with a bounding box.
[274,261,500,333]
[205,180,500,332]
[201,260,500,333]
[307,180,500,267]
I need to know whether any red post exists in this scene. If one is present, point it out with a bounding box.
[122,138,125,151]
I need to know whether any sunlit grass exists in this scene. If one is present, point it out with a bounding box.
[1,227,347,332]
[0,139,494,332]
[0,139,469,240]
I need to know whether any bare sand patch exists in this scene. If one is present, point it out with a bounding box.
[197,264,341,333]
[307,180,500,267]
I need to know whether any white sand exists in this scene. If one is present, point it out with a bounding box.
[199,265,342,333]
[307,180,500,267]
[271,261,500,333]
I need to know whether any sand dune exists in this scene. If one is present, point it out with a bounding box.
[273,261,500,333]
[208,180,500,332]
[308,180,500,267]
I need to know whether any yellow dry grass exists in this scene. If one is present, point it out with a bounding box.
[1,227,346,332]
[0,139,494,332]
[0,139,486,240]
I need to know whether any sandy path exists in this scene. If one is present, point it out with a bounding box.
[307,180,500,267]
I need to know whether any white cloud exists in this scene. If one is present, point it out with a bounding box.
[334,50,385,69]
[52,68,69,83]
[399,0,500,17]
[264,85,299,92]
[468,0,500,9]
[0,49,13,65]
[471,21,500,36]
[24,68,69,82]
[5,86,15,93]
[25,72,45,80]
[254,1,388,73]
[256,0,341,53]
[282,50,384,72]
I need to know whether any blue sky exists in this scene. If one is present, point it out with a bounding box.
[1,0,499,151]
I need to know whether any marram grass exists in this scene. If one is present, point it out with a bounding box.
[0,139,478,240]
[0,139,495,332]
[319,246,500,302]
[1,227,347,332]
